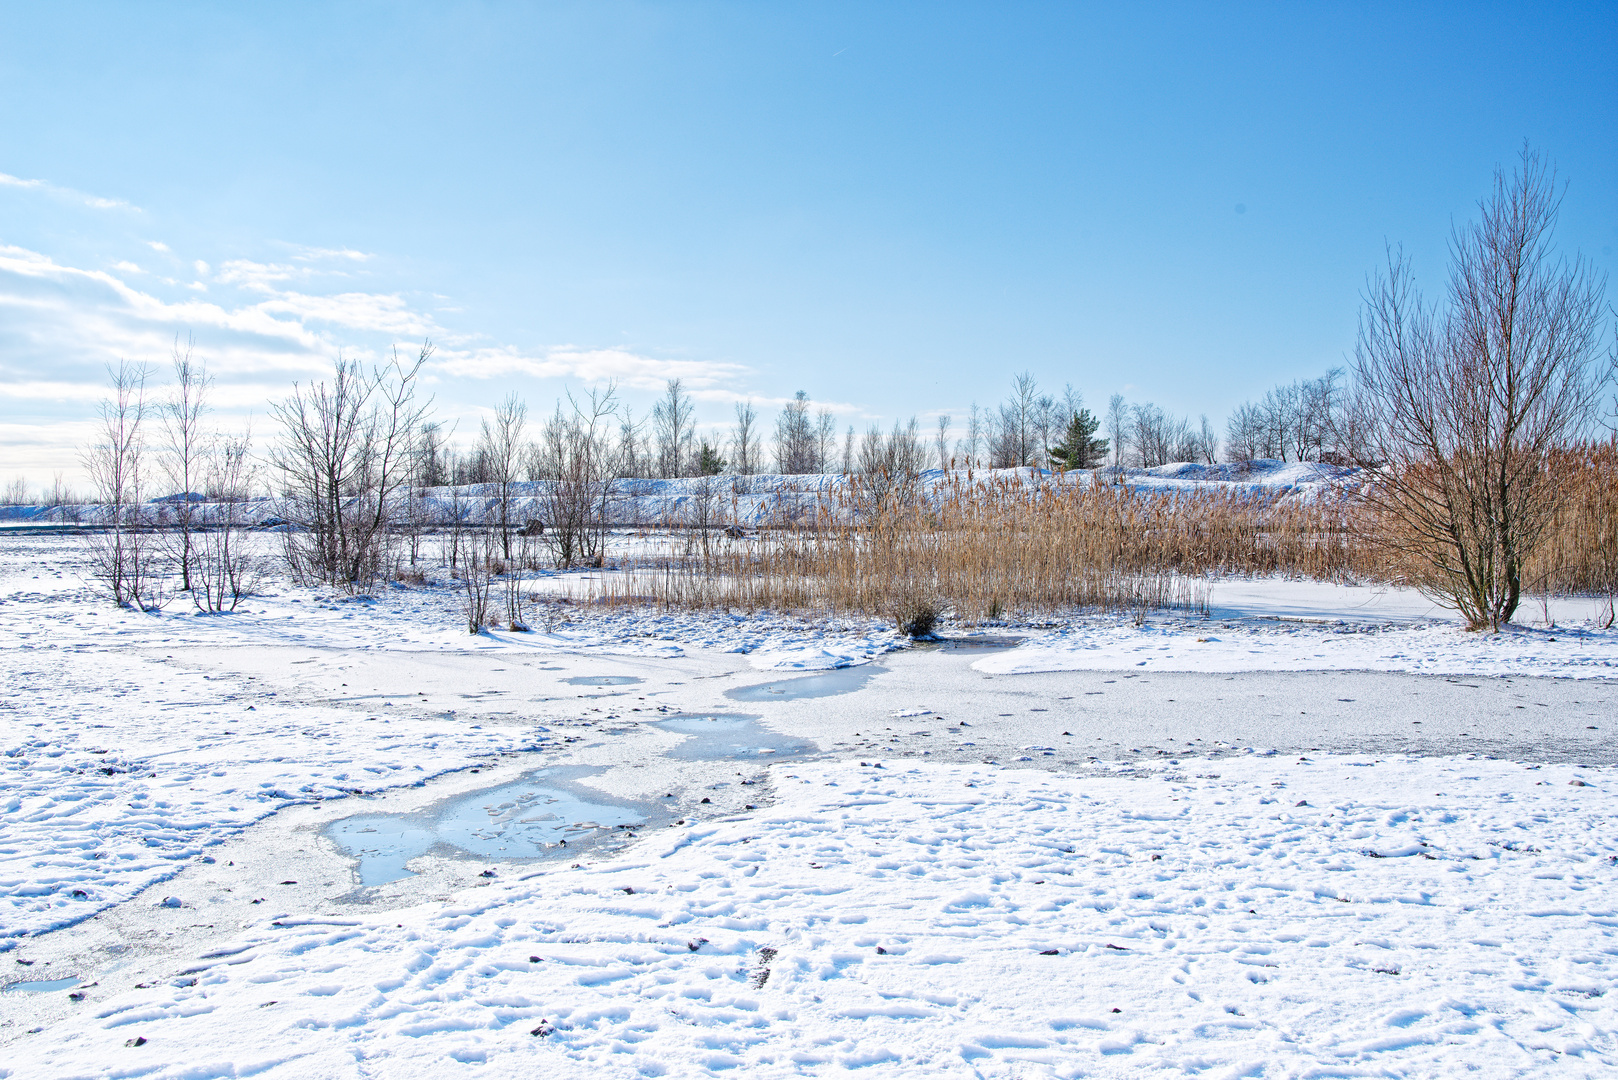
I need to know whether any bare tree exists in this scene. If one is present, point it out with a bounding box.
[501,532,532,630]
[1349,148,1613,630]
[1105,393,1129,467]
[269,343,434,590]
[192,431,262,612]
[960,402,983,467]
[2,477,28,505]
[730,400,758,475]
[652,378,694,478]
[989,372,1042,467]
[774,390,816,474]
[933,414,952,470]
[1224,400,1265,462]
[536,386,619,568]
[815,408,837,473]
[416,421,451,487]
[82,362,158,607]
[614,406,650,478]
[1034,393,1058,469]
[477,393,527,558]
[855,417,926,512]
[156,336,210,591]
[1196,414,1220,464]
[461,533,495,633]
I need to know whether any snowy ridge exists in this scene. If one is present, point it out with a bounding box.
[0,459,1362,529]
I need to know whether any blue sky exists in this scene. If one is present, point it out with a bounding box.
[2,1,1614,482]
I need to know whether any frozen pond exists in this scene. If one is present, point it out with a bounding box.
[562,675,643,686]
[3,977,79,993]
[724,665,879,702]
[327,767,653,886]
[654,712,815,759]
[326,711,814,885]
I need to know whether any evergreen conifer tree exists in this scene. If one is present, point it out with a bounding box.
[1048,409,1108,470]
[696,440,727,475]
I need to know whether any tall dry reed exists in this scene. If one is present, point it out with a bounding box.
[580,472,1379,630]
[1523,441,1618,626]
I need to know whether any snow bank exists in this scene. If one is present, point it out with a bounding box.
[10,755,1614,1077]
[975,617,1618,679]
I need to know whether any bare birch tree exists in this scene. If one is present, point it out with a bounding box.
[158,336,209,591]
[773,391,816,474]
[730,399,758,475]
[653,378,694,478]
[815,408,837,473]
[477,393,527,558]
[1105,393,1128,467]
[82,362,157,607]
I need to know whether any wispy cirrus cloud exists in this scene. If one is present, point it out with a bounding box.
[0,171,139,212]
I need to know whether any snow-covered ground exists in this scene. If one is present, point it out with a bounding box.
[979,579,1618,679]
[11,757,1618,1078]
[2,532,1616,1077]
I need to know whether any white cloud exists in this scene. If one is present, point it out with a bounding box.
[146,240,171,253]
[194,260,210,275]
[435,345,748,393]
[216,259,305,290]
[0,243,334,386]
[257,291,439,338]
[216,258,361,292]
[0,171,138,212]
[0,241,824,480]
[289,245,374,263]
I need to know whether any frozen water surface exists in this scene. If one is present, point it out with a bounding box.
[653,711,815,759]
[326,767,652,886]
[561,675,643,686]
[325,817,440,887]
[3,977,79,993]
[724,664,879,701]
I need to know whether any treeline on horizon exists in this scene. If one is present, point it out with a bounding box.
[420,368,1348,491]
[3,360,1347,509]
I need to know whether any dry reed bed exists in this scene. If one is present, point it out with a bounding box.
[582,474,1382,628]
[1526,442,1618,622]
